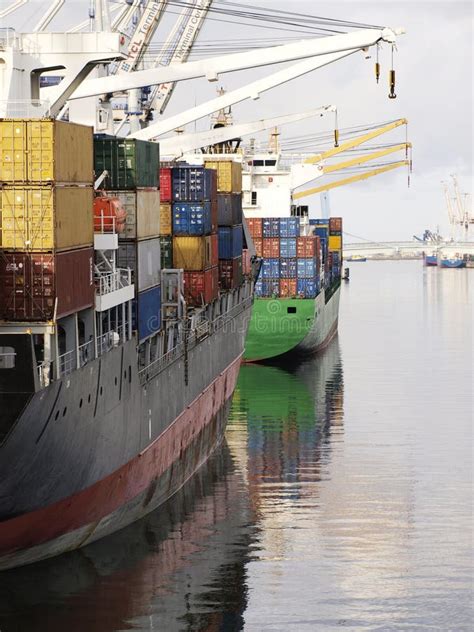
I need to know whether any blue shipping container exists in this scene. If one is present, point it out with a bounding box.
[297,258,318,279]
[218,225,243,259]
[297,278,318,298]
[279,238,297,258]
[309,218,329,226]
[313,226,329,239]
[280,258,297,279]
[137,285,161,341]
[262,218,280,238]
[261,258,280,279]
[173,202,212,235]
[279,217,300,237]
[172,166,214,202]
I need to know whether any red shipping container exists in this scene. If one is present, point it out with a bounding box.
[0,248,94,322]
[210,233,218,267]
[253,238,263,257]
[262,237,280,258]
[247,217,262,238]
[183,266,219,306]
[219,257,243,290]
[279,279,297,298]
[159,167,172,202]
[242,249,251,275]
[329,217,342,233]
[296,236,320,258]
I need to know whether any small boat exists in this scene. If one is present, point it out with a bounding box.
[424,254,438,266]
[346,255,367,262]
[439,256,466,268]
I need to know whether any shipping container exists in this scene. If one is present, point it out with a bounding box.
[261,258,280,279]
[279,279,297,298]
[218,225,243,259]
[0,119,93,184]
[279,217,300,238]
[279,258,297,279]
[262,218,280,238]
[159,202,172,236]
[253,237,263,257]
[329,217,343,233]
[313,226,329,240]
[296,236,319,258]
[94,137,159,189]
[216,193,243,226]
[159,236,173,269]
[262,237,280,259]
[218,257,243,290]
[93,195,126,234]
[297,278,318,298]
[204,160,242,193]
[183,266,219,306]
[116,238,161,291]
[328,235,342,251]
[173,235,215,271]
[136,285,161,341]
[0,248,94,321]
[172,165,215,202]
[159,167,172,202]
[309,218,329,226]
[247,217,263,238]
[173,201,212,236]
[242,249,251,276]
[105,189,160,240]
[254,279,280,298]
[297,258,318,279]
[0,185,93,251]
[279,237,297,258]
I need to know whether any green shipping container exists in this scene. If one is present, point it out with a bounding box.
[94,137,159,189]
[160,236,173,269]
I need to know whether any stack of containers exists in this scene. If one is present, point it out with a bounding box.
[204,160,244,291]
[328,217,343,283]
[171,164,219,306]
[94,136,161,341]
[247,216,320,299]
[0,119,95,321]
[159,163,173,269]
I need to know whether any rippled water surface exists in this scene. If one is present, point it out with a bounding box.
[1,261,472,631]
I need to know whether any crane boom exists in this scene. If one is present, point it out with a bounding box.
[323,143,411,174]
[72,27,405,100]
[158,105,336,157]
[293,161,409,199]
[304,119,408,163]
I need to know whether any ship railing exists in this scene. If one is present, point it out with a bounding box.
[78,340,94,368]
[58,349,76,377]
[95,213,118,234]
[138,341,185,384]
[97,326,125,357]
[95,269,132,296]
[0,99,51,118]
[0,28,20,49]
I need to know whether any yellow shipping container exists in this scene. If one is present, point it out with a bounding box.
[204,160,242,193]
[159,203,172,236]
[328,235,342,251]
[0,119,93,184]
[0,186,93,251]
[173,236,212,271]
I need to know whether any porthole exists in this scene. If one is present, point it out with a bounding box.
[62,407,67,417]
[79,399,83,408]
[114,377,118,386]
[54,410,60,421]
[88,394,91,403]
[100,386,103,396]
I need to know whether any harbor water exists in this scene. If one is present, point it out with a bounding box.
[0,260,472,631]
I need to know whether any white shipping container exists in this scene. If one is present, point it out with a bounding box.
[117,238,161,291]
[109,189,160,240]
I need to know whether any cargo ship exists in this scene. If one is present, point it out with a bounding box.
[0,120,256,570]
[240,150,343,363]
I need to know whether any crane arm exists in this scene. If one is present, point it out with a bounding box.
[293,161,409,200]
[72,26,405,100]
[158,105,336,157]
[323,143,411,173]
[304,119,408,164]
[128,51,353,139]
[0,0,28,19]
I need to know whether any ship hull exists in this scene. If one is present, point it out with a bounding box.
[424,255,438,266]
[243,284,340,362]
[439,259,466,268]
[0,297,252,570]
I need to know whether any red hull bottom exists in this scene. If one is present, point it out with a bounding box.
[0,355,242,571]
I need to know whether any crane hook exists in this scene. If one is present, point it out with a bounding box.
[388,45,397,99]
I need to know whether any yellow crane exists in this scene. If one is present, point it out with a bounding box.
[293,118,411,201]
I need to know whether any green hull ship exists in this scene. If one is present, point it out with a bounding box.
[244,282,341,362]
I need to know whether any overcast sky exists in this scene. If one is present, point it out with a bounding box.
[6,0,473,241]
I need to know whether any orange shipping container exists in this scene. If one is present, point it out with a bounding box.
[247,217,263,238]
[262,237,280,258]
[279,279,297,298]
[253,237,263,257]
